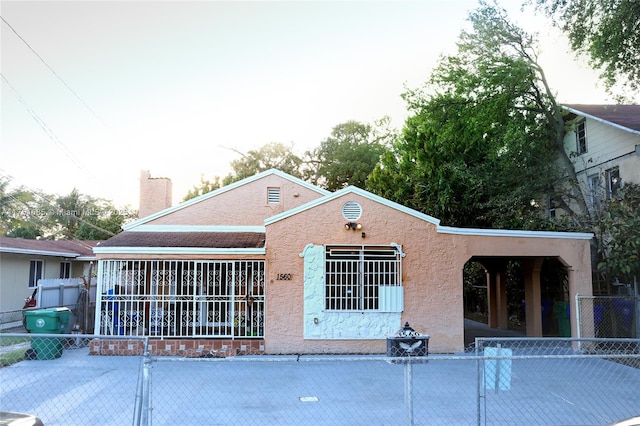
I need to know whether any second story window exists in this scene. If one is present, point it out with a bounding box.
[575,120,587,155]
[606,167,621,199]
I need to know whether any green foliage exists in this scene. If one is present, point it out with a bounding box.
[368,3,561,228]
[533,0,640,98]
[183,175,222,201]
[305,119,395,191]
[52,189,135,240]
[595,184,640,282]
[1,178,131,240]
[1,177,54,238]
[223,142,303,185]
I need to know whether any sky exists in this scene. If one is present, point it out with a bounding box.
[1,0,614,210]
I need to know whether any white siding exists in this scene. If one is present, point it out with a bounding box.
[564,117,640,185]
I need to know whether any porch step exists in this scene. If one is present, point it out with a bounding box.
[89,338,265,357]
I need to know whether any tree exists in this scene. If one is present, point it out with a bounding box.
[51,189,131,240]
[53,188,87,239]
[223,142,303,185]
[74,200,135,240]
[0,177,53,238]
[595,184,640,282]
[369,2,575,229]
[304,119,395,191]
[532,0,640,97]
[183,175,222,201]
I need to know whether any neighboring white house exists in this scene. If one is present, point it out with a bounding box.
[0,237,98,311]
[562,104,640,212]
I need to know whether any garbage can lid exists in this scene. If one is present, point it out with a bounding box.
[23,307,71,316]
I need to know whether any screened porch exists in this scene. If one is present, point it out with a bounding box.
[96,259,265,338]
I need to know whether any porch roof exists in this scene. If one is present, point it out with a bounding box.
[95,231,266,249]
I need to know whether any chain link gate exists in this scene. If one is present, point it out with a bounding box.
[2,334,640,425]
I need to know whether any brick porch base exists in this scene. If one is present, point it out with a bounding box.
[89,338,265,357]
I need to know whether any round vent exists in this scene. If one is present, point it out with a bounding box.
[342,201,362,221]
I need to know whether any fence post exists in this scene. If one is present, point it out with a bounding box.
[404,359,414,426]
[139,338,152,426]
[476,338,482,426]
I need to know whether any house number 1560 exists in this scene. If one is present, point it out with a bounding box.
[276,274,292,280]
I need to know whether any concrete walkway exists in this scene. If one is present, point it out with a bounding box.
[2,339,639,425]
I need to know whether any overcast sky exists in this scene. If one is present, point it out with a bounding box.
[1,0,612,209]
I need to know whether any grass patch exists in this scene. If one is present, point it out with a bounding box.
[1,335,30,346]
[0,348,27,367]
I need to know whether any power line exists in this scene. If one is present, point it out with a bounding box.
[0,171,119,238]
[1,73,93,177]
[0,15,108,127]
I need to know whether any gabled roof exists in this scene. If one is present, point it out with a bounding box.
[0,237,99,259]
[265,185,441,226]
[563,104,640,135]
[266,186,592,240]
[124,169,330,231]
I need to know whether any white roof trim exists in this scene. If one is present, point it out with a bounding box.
[563,105,640,136]
[127,225,266,233]
[93,247,266,255]
[0,247,81,257]
[437,226,593,240]
[125,169,330,231]
[265,186,441,226]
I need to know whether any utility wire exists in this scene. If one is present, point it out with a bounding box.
[0,171,118,238]
[1,72,93,177]
[0,15,108,128]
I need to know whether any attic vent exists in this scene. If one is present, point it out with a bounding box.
[267,187,281,204]
[342,201,362,220]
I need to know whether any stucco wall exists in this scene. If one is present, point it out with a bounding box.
[264,193,593,354]
[263,193,462,354]
[146,174,325,226]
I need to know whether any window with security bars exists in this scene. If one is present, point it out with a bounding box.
[325,246,401,311]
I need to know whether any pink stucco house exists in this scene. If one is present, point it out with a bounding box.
[92,169,593,355]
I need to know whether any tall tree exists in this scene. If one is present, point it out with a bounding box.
[532,0,640,97]
[223,142,303,185]
[51,189,131,240]
[304,119,395,191]
[369,2,581,228]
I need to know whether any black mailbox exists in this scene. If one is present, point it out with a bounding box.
[386,322,429,358]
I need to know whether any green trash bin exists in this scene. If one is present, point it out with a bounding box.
[553,301,571,337]
[23,307,71,360]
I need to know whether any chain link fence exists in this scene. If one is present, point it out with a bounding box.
[1,334,639,425]
[577,295,639,339]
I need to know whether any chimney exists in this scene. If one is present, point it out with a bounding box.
[139,170,173,218]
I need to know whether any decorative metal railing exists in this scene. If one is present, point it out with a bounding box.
[97,260,265,338]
